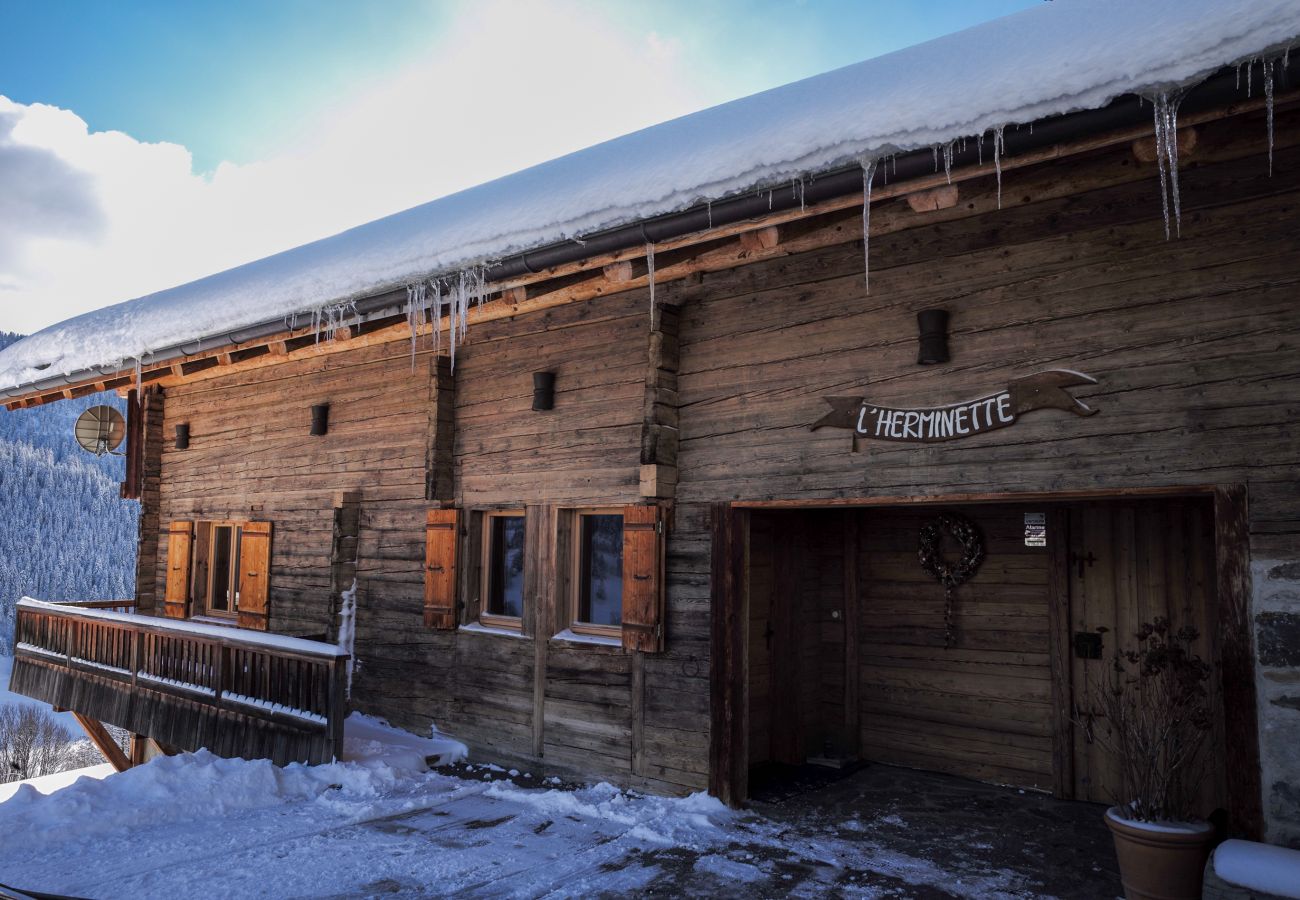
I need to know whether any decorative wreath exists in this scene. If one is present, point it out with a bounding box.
[918,513,986,648]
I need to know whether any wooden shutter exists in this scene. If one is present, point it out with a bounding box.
[237,521,273,631]
[424,508,459,629]
[162,521,193,619]
[622,504,665,653]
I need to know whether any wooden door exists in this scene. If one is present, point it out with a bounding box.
[1067,499,1221,809]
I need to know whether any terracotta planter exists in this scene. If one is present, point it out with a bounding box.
[1105,808,1215,900]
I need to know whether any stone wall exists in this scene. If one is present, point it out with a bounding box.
[1254,559,1300,847]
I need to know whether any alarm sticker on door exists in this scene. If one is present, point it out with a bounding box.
[1024,512,1047,547]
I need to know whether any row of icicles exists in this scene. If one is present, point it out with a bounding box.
[270,51,1290,375]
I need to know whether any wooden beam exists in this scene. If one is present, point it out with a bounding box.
[906,184,960,213]
[72,712,132,773]
[1214,485,1264,839]
[1046,506,1074,799]
[501,286,527,306]
[602,260,634,283]
[268,340,287,356]
[1133,126,1199,163]
[708,503,749,807]
[842,511,860,760]
[738,225,779,252]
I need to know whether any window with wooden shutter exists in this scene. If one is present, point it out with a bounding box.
[236,521,273,631]
[163,520,194,619]
[621,504,665,653]
[425,508,459,629]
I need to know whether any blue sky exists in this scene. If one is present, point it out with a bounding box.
[1,0,1038,171]
[0,0,1039,333]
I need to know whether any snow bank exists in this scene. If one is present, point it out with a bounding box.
[0,763,114,804]
[0,713,463,834]
[1214,839,1300,898]
[1,0,1297,393]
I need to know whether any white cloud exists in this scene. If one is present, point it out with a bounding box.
[0,0,742,335]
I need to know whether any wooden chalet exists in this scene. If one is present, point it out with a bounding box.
[3,2,1299,848]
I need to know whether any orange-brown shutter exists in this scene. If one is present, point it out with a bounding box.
[622,504,665,653]
[163,521,193,619]
[424,508,459,629]
[236,521,273,631]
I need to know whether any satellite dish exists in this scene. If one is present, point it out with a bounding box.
[74,405,126,457]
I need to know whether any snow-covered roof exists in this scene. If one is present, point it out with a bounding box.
[2,0,1298,395]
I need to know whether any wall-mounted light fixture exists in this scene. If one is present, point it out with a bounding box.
[311,403,330,436]
[174,423,190,450]
[916,309,950,365]
[532,372,556,411]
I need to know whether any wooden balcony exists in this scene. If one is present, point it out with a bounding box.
[8,599,348,766]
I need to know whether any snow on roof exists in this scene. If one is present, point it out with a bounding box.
[1,0,1297,394]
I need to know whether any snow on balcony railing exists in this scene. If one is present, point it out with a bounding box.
[11,598,349,765]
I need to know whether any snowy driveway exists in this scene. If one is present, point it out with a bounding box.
[0,717,1115,899]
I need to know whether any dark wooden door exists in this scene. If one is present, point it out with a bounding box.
[1067,499,1222,808]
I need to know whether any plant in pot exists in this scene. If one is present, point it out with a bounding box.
[1086,618,1216,900]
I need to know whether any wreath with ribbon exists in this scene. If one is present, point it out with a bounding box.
[918,513,986,648]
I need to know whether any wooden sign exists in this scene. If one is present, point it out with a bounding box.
[811,369,1098,443]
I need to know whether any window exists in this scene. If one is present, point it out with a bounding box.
[571,511,623,638]
[481,510,525,629]
[206,523,243,617]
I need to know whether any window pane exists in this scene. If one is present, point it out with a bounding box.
[579,515,623,627]
[488,515,525,618]
[211,526,232,612]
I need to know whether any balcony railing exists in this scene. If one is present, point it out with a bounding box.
[9,599,348,766]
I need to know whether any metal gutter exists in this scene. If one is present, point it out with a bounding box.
[3,61,1293,401]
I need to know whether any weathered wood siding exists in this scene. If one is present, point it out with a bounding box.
[856,506,1054,791]
[145,290,710,792]
[136,106,1298,800]
[672,107,1300,555]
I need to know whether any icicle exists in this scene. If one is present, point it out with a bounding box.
[133,358,142,395]
[977,132,983,166]
[1264,57,1276,176]
[942,141,955,185]
[1247,58,1254,97]
[1152,90,1186,239]
[931,145,939,173]
[707,201,713,229]
[768,189,773,211]
[992,125,1006,209]
[859,157,877,292]
[646,242,657,330]
[799,177,806,213]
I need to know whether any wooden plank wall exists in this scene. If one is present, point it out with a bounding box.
[146,290,713,793]
[133,106,1299,798]
[856,506,1054,791]
[671,106,1300,559]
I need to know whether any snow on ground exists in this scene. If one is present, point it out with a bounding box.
[0,714,1043,899]
[1,0,1297,393]
[0,762,114,804]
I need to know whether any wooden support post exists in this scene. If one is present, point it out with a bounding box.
[1214,485,1263,839]
[709,503,749,808]
[72,713,132,773]
[631,651,646,777]
[1046,506,1075,799]
[842,511,860,759]
[527,505,556,760]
